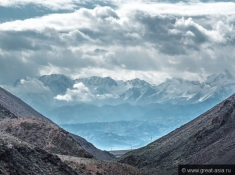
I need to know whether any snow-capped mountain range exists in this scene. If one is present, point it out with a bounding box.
[2,70,235,150]
[6,69,235,110]
[3,69,234,124]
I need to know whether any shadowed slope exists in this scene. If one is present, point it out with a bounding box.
[119,94,235,175]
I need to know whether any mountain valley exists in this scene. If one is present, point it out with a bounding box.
[1,81,235,175]
[3,70,235,150]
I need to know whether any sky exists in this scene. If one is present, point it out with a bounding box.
[0,0,235,85]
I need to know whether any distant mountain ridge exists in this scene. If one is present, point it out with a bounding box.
[7,70,235,111]
[31,70,235,106]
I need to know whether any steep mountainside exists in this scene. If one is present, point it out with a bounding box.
[0,87,143,174]
[0,87,114,160]
[119,93,235,175]
[0,87,48,119]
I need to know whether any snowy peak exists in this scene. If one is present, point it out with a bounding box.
[159,77,201,87]
[76,76,118,87]
[156,77,203,96]
[126,78,151,88]
[39,74,74,94]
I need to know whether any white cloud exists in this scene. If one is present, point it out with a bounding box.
[117,1,235,16]
[0,1,235,84]
[55,82,94,102]
[54,82,119,102]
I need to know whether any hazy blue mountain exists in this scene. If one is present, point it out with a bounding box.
[58,99,222,150]
[61,120,169,150]
[47,103,149,124]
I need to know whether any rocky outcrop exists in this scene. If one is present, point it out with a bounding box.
[0,133,78,175]
[0,117,93,158]
[119,94,235,175]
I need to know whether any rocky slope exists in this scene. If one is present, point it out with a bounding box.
[0,86,114,160]
[119,93,235,175]
[0,87,145,175]
[0,132,78,175]
[0,129,139,175]
[0,116,93,158]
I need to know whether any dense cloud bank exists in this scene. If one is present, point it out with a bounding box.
[0,0,235,84]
